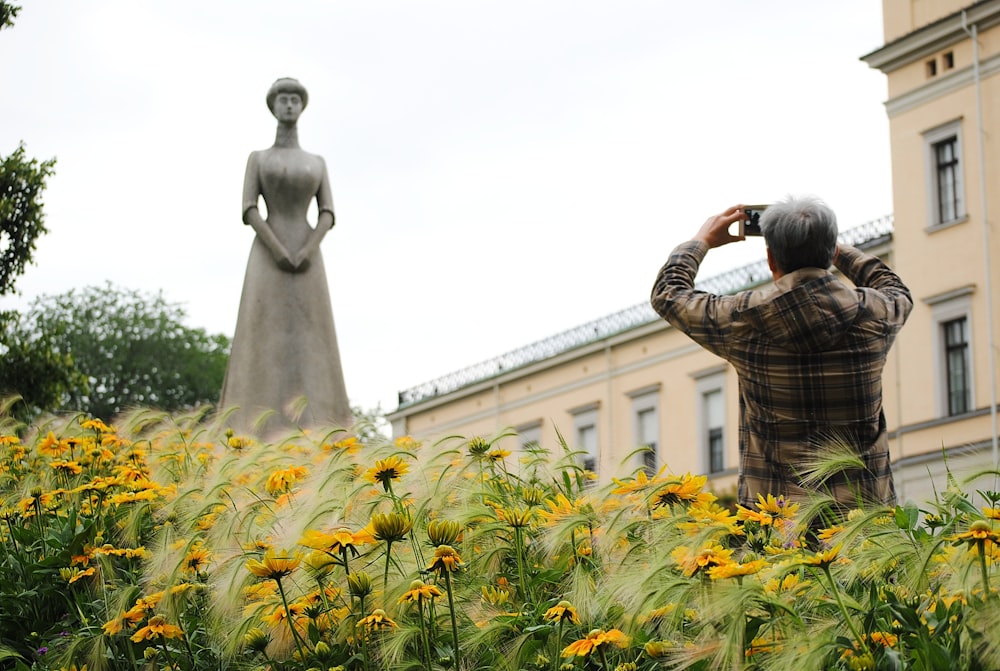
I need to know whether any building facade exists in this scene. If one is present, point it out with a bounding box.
[388,0,1000,504]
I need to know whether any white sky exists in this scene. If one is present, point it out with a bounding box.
[0,1,893,415]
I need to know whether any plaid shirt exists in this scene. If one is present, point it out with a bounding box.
[651,241,912,510]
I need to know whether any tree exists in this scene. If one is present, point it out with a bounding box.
[0,2,20,31]
[0,143,55,295]
[11,284,231,420]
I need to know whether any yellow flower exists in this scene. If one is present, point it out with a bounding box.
[561,628,630,658]
[983,507,1000,520]
[184,546,211,572]
[81,418,113,433]
[753,493,800,518]
[394,435,420,450]
[364,455,409,489]
[707,558,768,580]
[244,627,271,653]
[38,432,69,456]
[427,519,463,546]
[801,543,843,568]
[467,436,490,456]
[246,550,301,580]
[347,571,374,598]
[50,460,83,475]
[300,526,370,556]
[427,545,464,574]
[399,579,444,603]
[497,505,534,528]
[652,473,707,507]
[65,567,97,584]
[130,615,184,642]
[679,499,742,535]
[671,542,734,577]
[227,435,254,450]
[265,465,309,495]
[371,511,412,543]
[358,608,397,631]
[486,447,511,463]
[951,520,1000,546]
[328,436,360,454]
[543,600,580,624]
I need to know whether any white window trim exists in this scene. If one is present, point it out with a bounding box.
[629,384,661,476]
[569,402,600,475]
[923,119,966,230]
[926,286,975,417]
[515,420,542,452]
[694,371,726,475]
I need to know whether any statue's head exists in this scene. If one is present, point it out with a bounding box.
[266,77,309,115]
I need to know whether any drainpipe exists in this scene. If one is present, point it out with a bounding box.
[962,11,998,470]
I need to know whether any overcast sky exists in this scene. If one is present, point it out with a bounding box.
[1,1,893,415]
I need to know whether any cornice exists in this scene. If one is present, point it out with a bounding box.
[884,51,1000,117]
[861,0,1000,73]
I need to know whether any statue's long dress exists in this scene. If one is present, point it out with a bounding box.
[220,147,351,434]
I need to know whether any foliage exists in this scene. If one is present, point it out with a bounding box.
[0,2,19,32]
[0,311,87,423]
[1,143,55,297]
[13,284,230,420]
[0,407,999,671]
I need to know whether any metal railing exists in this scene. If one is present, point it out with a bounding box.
[397,215,895,408]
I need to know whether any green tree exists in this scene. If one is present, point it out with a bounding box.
[0,143,55,296]
[0,2,20,31]
[17,283,230,420]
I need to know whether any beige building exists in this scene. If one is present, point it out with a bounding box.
[389,0,1000,504]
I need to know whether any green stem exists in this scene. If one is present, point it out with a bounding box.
[383,540,394,600]
[552,619,564,671]
[417,595,433,671]
[33,497,46,559]
[977,540,992,594]
[275,576,309,661]
[820,566,867,654]
[514,526,531,604]
[598,643,610,670]
[360,594,371,671]
[444,570,461,671]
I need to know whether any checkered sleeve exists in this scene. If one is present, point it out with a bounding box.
[834,245,913,332]
[650,240,735,358]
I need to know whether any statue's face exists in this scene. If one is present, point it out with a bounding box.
[272,92,303,123]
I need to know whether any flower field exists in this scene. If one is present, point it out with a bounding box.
[0,403,998,671]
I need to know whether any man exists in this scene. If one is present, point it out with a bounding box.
[650,196,912,511]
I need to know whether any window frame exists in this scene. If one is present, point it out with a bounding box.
[926,287,975,417]
[923,120,966,230]
[629,384,661,477]
[569,402,600,476]
[693,368,727,475]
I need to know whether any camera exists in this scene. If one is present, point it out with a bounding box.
[741,205,769,237]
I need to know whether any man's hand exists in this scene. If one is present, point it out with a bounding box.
[693,205,747,249]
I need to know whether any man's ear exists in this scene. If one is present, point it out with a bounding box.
[766,248,777,273]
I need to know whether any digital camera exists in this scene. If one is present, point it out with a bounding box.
[741,205,769,237]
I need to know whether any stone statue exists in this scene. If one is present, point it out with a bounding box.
[220,78,351,434]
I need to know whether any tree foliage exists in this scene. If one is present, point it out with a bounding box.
[7,284,231,420]
[1,143,55,296]
[0,2,19,31]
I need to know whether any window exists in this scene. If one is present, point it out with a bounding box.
[926,58,937,77]
[516,421,542,452]
[943,317,971,415]
[943,51,954,70]
[924,121,965,228]
[629,385,661,477]
[692,367,727,475]
[925,287,975,417]
[570,403,600,475]
[638,408,658,476]
[704,389,725,473]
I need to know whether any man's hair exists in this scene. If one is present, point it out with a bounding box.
[760,195,838,273]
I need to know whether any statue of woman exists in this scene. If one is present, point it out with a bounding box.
[220,77,351,434]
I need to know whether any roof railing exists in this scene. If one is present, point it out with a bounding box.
[397,215,894,408]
